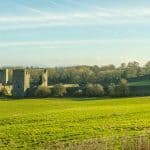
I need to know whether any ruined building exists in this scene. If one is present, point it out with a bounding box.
[0,69,12,95]
[40,69,48,87]
[12,69,30,97]
[0,68,78,98]
[0,69,9,85]
[0,68,49,98]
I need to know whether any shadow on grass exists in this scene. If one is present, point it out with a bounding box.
[0,96,12,100]
[69,96,132,101]
[0,96,148,102]
[69,97,107,101]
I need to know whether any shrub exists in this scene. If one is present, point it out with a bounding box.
[73,89,83,97]
[66,87,80,97]
[34,86,51,98]
[85,84,95,97]
[84,83,104,97]
[93,84,104,97]
[26,87,37,97]
[52,84,67,97]
[0,88,8,96]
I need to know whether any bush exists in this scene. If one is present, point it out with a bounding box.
[85,84,95,97]
[94,84,104,97]
[66,87,80,97]
[0,88,8,96]
[52,84,67,97]
[73,89,83,97]
[34,86,51,98]
[84,84,104,97]
[26,87,37,97]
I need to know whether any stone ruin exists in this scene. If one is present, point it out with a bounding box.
[12,69,30,98]
[0,68,48,98]
[0,69,9,85]
[0,69,12,96]
[39,69,48,87]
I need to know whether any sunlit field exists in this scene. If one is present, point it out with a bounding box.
[0,97,150,149]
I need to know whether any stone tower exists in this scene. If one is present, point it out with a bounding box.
[12,69,30,97]
[0,69,9,85]
[40,69,48,87]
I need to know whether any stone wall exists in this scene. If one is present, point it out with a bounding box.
[0,69,9,85]
[40,69,48,87]
[0,84,12,95]
[12,69,30,98]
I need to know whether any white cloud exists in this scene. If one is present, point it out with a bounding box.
[1,7,150,30]
[0,39,150,48]
[0,40,101,47]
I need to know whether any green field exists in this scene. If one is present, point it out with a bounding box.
[128,80,150,86]
[0,97,150,149]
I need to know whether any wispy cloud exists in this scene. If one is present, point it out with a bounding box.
[0,40,101,47]
[1,7,150,30]
[0,39,149,48]
[1,8,150,22]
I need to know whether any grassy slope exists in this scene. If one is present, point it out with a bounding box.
[128,80,150,86]
[0,97,150,149]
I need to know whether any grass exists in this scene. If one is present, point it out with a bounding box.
[128,80,150,86]
[0,97,150,149]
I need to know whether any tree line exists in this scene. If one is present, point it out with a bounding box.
[25,78,129,98]
[0,61,149,98]
[28,61,150,87]
[7,61,150,86]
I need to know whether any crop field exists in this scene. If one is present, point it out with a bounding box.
[0,97,150,149]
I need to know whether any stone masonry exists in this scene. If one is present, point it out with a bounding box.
[12,69,30,98]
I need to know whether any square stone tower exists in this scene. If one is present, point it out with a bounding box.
[40,69,48,87]
[12,69,30,98]
[0,69,9,85]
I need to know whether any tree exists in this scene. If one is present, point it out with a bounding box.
[108,83,116,97]
[126,61,141,78]
[99,65,116,71]
[119,79,129,96]
[52,84,67,97]
[120,63,126,69]
[34,86,51,98]
[94,84,104,97]
[145,61,150,74]
[119,63,127,78]
[85,83,95,97]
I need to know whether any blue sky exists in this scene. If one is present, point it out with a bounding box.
[0,0,150,67]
